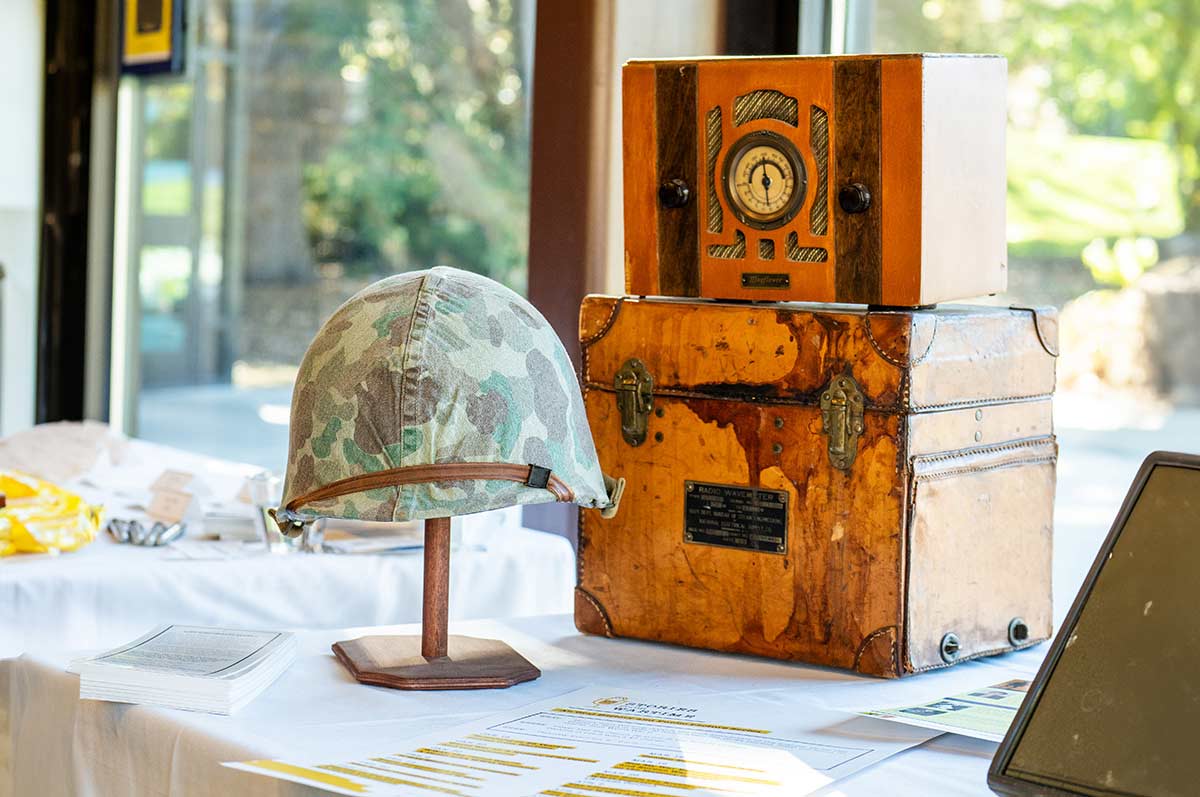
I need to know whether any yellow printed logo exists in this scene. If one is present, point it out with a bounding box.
[592,696,630,707]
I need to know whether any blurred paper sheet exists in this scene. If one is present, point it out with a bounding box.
[858,679,1031,742]
[226,686,937,796]
[164,540,268,560]
[0,421,119,483]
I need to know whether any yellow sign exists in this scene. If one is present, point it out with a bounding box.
[122,0,177,70]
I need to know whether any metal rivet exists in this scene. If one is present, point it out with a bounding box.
[685,533,694,541]
[940,632,961,663]
[772,442,783,455]
[1008,617,1029,646]
[774,417,784,429]
[654,431,664,443]
[975,409,983,421]
[655,407,665,418]
[974,431,983,442]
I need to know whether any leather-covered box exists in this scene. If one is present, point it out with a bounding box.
[622,54,1007,305]
[576,295,1058,677]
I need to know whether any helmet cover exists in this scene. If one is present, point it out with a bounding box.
[274,267,618,532]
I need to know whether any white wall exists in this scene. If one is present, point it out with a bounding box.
[596,0,724,294]
[0,0,44,434]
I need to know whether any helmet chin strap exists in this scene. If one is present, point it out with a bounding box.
[273,465,625,534]
[272,461,581,534]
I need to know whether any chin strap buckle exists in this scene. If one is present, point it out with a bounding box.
[600,474,626,519]
[526,465,552,489]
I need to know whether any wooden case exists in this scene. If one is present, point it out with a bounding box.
[623,54,1007,306]
[577,296,1058,677]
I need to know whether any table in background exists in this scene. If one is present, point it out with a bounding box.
[7,614,1039,797]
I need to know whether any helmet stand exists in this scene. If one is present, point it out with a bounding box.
[331,516,541,690]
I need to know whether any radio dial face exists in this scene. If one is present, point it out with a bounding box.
[722,131,807,230]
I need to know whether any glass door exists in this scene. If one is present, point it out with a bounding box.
[110,0,535,470]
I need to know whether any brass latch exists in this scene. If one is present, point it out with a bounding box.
[615,358,654,447]
[820,370,865,471]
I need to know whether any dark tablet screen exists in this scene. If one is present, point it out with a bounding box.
[1002,464,1200,796]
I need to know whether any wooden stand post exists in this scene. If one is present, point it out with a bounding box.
[331,517,541,690]
[421,516,450,659]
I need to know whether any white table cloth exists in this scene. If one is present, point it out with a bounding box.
[7,614,1041,797]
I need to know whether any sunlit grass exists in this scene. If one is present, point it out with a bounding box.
[142,160,225,241]
[143,172,190,216]
[1007,129,1184,259]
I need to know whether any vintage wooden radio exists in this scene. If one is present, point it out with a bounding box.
[623,54,1007,305]
[576,295,1057,677]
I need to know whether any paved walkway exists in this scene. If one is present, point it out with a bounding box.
[139,384,293,471]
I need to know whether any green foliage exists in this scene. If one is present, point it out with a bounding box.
[277,0,530,291]
[1007,130,1183,255]
[1081,236,1160,286]
[142,83,192,161]
[875,0,1200,239]
[141,168,190,216]
[1004,0,1200,231]
[138,246,192,311]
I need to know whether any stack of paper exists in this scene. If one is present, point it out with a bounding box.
[75,625,296,715]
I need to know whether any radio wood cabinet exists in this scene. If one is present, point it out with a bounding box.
[622,54,1007,306]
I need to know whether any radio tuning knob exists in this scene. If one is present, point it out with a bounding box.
[658,178,691,209]
[838,182,872,214]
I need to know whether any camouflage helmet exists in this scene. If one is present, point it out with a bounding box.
[273,266,622,534]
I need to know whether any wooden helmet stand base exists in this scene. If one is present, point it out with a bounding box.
[331,517,541,690]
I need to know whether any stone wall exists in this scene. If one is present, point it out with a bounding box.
[237,274,379,371]
[1059,256,1200,404]
[1140,260,1200,403]
[1004,256,1100,309]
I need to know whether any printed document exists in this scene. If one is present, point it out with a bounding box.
[858,678,1031,742]
[226,686,936,795]
[87,626,284,676]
